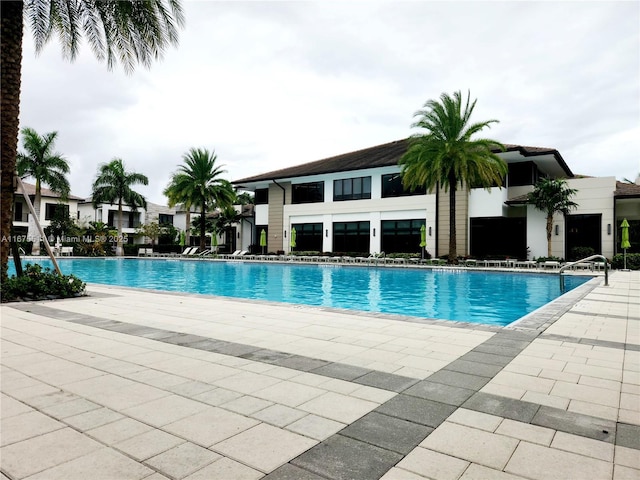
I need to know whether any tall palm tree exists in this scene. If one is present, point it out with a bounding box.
[164,148,235,251]
[92,158,148,257]
[17,127,70,255]
[527,178,578,258]
[399,90,507,263]
[1,0,183,280]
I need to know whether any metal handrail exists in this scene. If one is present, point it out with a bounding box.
[559,254,609,291]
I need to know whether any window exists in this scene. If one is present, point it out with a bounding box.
[381,219,425,253]
[382,174,426,197]
[292,223,323,251]
[292,182,324,204]
[333,221,370,254]
[507,162,543,187]
[108,210,141,229]
[254,188,269,205]
[14,202,23,222]
[158,214,174,225]
[333,176,371,201]
[44,203,69,220]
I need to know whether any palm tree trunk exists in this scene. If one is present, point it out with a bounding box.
[185,209,191,246]
[546,215,553,258]
[30,186,42,255]
[448,173,457,264]
[117,203,124,256]
[199,201,206,251]
[0,1,24,281]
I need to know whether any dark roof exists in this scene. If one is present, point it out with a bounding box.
[232,139,571,184]
[615,181,640,198]
[16,182,84,200]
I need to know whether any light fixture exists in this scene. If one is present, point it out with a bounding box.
[284,230,287,238]
[555,225,559,236]
[373,228,376,237]
[428,226,432,236]
[607,224,611,235]
[325,229,328,237]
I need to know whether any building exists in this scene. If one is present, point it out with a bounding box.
[233,139,640,259]
[13,181,83,241]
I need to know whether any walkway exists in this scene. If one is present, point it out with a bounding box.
[1,271,638,480]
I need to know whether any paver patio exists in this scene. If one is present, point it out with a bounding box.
[1,270,638,479]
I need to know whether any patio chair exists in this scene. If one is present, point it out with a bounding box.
[179,247,196,256]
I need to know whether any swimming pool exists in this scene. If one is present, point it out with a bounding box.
[9,258,591,326]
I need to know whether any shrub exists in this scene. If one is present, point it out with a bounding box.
[570,246,595,261]
[1,264,86,302]
[611,253,640,270]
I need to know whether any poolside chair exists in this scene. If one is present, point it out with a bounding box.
[179,247,197,256]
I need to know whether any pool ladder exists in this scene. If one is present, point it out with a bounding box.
[559,254,609,292]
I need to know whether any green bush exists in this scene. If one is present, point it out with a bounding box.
[570,246,595,261]
[1,264,86,302]
[611,253,640,270]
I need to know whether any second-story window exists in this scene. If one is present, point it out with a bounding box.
[159,214,174,225]
[382,174,426,197]
[292,181,324,204]
[333,176,372,201]
[254,188,269,205]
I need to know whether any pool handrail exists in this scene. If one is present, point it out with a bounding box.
[559,254,608,291]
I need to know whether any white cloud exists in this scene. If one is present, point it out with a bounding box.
[17,0,640,203]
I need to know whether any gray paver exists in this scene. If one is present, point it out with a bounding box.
[460,351,514,367]
[340,411,433,454]
[353,371,419,392]
[311,363,372,381]
[443,359,504,378]
[463,392,540,423]
[273,355,331,372]
[291,434,403,480]
[375,394,456,427]
[426,370,491,391]
[531,405,616,443]
[404,380,476,406]
[616,423,640,449]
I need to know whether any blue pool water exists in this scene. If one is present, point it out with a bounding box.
[9,258,591,326]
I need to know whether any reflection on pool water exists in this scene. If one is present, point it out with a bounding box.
[10,258,591,326]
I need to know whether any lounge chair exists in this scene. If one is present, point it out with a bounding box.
[178,247,197,256]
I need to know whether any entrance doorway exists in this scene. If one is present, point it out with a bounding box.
[565,214,602,260]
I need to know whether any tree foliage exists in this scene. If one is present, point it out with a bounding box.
[92,158,148,256]
[164,148,235,251]
[527,178,578,258]
[399,90,506,263]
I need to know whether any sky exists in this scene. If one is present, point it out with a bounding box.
[19,0,640,205]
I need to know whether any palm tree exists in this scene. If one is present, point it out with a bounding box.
[1,0,183,280]
[16,127,70,255]
[527,178,578,258]
[92,159,148,257]
[399,90,507,263]
[164,148,235,251]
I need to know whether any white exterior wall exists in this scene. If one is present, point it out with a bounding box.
[468,187,509,218]
[280,167,435,253]
[567,176,616,258]
[526,206,550,259]
[255,204,269,225]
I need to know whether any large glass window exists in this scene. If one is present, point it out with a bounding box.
[507,162,544,187]
[292,223,323,252]
[333,176,372,201]
[292,182,324,204]
[158,214,173,225]
[381,219,425,253]
[108,210,141,229]
[44,203,69,221]
[382,174,426,197]
[254,188,269,205]
[333,221,370,254]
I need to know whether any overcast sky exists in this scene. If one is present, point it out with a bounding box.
[19,0,640,204]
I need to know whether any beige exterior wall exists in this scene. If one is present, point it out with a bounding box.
[437,185,469,258]
[267,182,290,253]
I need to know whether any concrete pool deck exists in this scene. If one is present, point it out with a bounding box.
[1,271,638,479]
